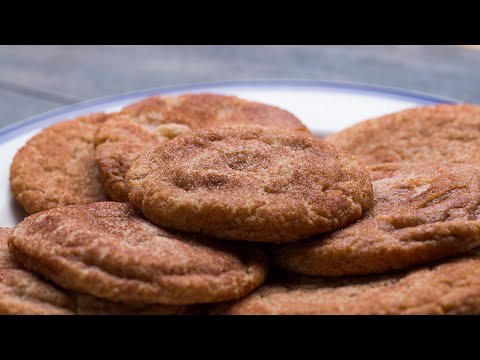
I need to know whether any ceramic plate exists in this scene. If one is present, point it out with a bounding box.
[0,81,457,227]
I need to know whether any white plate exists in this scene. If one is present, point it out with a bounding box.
[0,81,457,228]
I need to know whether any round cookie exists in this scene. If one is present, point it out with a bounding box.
[0,228,16,269]
[9,202,268,305]
[94,94,308,202]
[1,232,197,315]
[10,113,109,214]
[274,162,480,276]
[0,269,74,315]
[325,104,480,165]
[127,126,373,243]
[212,254,480,315]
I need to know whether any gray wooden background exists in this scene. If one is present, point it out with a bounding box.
[1,45,479,128]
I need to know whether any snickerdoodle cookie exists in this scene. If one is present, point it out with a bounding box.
[127,125,373,243]
[1,228,74,314]
[212,254,480,315]
[10,113,109,214]
[0,269,75,315]
[9,202,268,305]
[274,162,480,276]
[325,104,480,165]
[94,94,308,201]
[0,270,188,315]
[1,227,190,315]
[0,228,15,269]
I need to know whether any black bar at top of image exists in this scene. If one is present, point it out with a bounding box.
[0,5,479,44]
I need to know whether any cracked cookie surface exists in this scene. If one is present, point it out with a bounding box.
[94,94,308,201]
[274,162,480,276]
[325,104,480,165]
[10,113,109,214]
[8,202,268,305]
[127,125,373,243]
[212,254,480,315]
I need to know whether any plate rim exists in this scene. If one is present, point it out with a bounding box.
[0,79,460,143]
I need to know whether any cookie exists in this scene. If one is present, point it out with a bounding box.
[212,254,480,315]
[9,202,268,305]
[274,162,480,276]
[127,126,373,243]
[0,228,16,269]
[325,104,480,165]
[1,226,211,315]
[10,113,110,214]
[0,269,186,315]
[1,234,75,315]
[94,94,308,202]
[0,269,74,315]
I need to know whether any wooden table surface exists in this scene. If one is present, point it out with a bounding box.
[1,45,479,129]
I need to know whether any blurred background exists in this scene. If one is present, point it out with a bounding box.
[1,45,479,128]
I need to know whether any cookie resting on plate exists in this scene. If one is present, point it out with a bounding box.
[94,93,308,202]
[1,230,197,315]
[0,273,192,315]
[10,113,109,214]
[8,202,268,305]
[127,125,373,243]
[0,269,75,315]
[274,162,480,276]
[325,104,480,165]
[212,254,480,315]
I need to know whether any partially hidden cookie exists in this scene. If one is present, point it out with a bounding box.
[325,104,480,165]
[274,162,480,276]
[127,125,373,243]
[212,254,480,315]
[0,228,16,269]
[1,227,74,314]
[0,270,189,315]
[95,94,308,201]
[1,227,195,315]
[0,269,75,315]
[9,202,268,305]
[10,113,110,214]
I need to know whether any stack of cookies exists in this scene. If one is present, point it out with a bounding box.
[3,94,480,315]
